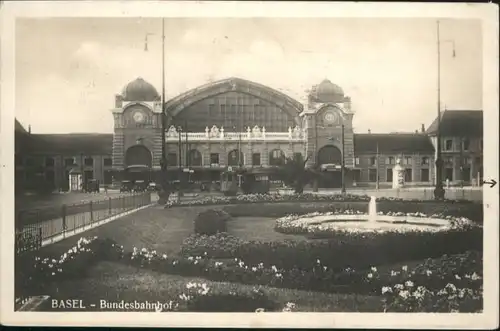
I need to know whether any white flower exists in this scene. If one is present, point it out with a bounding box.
[255,308,265,313]
[316,259,321,264]
[390,270,399,277]
[405,280,414,287]
[402,265,408,272]
[367,273,373,279]
[399,290,410,299]
[381,286,393,294]
[425,270,433,276]
[371,266,377,273]
[162,254,167,259]
[394,284,404,290]
[471,272,481,280]
[188,256,194,261]
[455,274,461,280]
[252,267,257,272]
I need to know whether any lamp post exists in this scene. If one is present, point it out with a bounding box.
[341,124,346,194]
[157,17,170,204]
[434,20,456,201]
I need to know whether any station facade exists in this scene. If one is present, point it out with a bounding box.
[15,77,484,191]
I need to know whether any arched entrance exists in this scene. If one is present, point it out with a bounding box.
[125,145,152,182]
[317,145,342,188]
[125,145,152,167]
[317,145,342,165]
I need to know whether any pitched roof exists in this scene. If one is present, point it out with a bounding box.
[354,133,434,154]
[15,119,28,134]
[24,134,113,155]
[426,110,483,137]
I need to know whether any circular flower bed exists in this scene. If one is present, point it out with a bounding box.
[275,210,477,236]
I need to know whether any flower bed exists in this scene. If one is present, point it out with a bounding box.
[21,235,482,312]
[15,237,121,307]
[274,210,476,237]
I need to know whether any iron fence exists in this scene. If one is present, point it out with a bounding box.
[15,192,152,254]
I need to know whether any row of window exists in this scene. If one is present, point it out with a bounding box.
[355,156,431,166]
[16,156,113,167]
[361,168,430,183]
[443,138,483,151]
[165,150,302,167]
[17,169,114,188]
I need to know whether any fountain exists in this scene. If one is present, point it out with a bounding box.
[368,196,377,223]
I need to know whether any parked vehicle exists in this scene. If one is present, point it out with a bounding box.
[133,180,148,192]
[147,182,159,192]
[120,180,133,193]
[84,179,100,193]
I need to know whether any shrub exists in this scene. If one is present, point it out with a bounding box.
[193,209,231,236]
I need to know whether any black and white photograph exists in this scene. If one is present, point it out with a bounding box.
[1,1,498,328]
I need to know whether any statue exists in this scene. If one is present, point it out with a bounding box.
[167,125,177,137]
[252,125,261,137]
[210,125,219,138]
[288,126,293,138]
[205,126,210,137]
[293,125,302,138]
[220,126,225,138]
[247,126,251,138]
[262,126,266,138]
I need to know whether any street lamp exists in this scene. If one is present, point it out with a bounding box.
[434,20,456,201]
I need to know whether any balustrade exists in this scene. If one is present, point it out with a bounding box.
[165,125,306,142]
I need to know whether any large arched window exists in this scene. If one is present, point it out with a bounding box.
[317,145,342,165]
[269,149,285,166]
[188,149,202,167]
[125,145,152,167]
[227,149,243,166]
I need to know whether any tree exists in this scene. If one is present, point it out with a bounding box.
[277,154,314,194]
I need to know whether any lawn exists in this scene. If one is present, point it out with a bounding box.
[42,261,384,312]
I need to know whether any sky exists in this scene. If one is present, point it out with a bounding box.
[15,17,482,134]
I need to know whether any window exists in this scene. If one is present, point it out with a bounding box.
[354,157,360,166]
[84,170,94,180]
[103,158,112,166]
[421,168,430,182]
[422,157,429,165]
[44,157,54,167]
[26,157,35,167]
[404,156,412,165]
[167,153,177,167]
[462,167,471,182]
[445,139,453,151]
[252,153,261,166]
[104,170,113,185]
[386,157,395,165]
[353,170,361,182]
[45,170,55,184]
[462,157,471,165]
[386,168,393,182]
[228,150,243,166]
[445,156,454,164]
[368,169,377,182]
[404,168,413,182]
[445,168,453,181]
[15,155,23,167]
[188,150,202,167]
[84,157,94,166]
[269,149,285,166]
[64,158,75,167]
[369,157,376,166]
[462,139,470,151]
[475,156,481,166]
[210,153,219,165]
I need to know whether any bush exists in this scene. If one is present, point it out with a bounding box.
[193,209,231,236]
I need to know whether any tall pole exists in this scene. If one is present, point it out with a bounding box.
[375,141,380,190]
[341,124,346,194]
[434,20,445,200]
[158,17,169,204]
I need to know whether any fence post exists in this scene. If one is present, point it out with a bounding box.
[133,193,136,209]
[108,197,112,216]
[90,201,94,224]
[62,204,67,238]
[38,227,42,249]
[121,196,124,212]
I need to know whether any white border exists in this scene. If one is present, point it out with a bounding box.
[1,1,498,328]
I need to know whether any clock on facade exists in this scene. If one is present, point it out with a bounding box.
[323,111,338,124]
[133,111,146,123]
